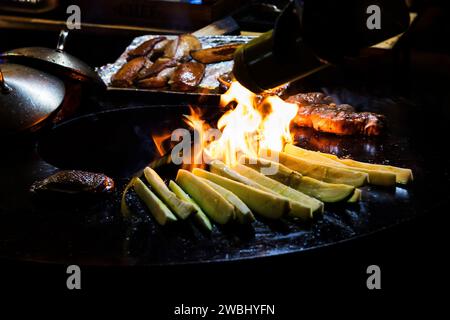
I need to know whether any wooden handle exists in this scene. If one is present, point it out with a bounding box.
[193,16,240,37]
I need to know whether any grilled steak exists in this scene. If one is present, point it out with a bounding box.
[286,93,386,136]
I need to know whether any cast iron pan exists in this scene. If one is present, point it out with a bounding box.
[0,91,442,266]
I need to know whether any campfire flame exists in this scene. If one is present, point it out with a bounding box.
[191,81,298,166]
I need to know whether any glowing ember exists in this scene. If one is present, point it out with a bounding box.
[189,81,299,166]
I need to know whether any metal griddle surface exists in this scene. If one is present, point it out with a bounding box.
[0,98,443,266]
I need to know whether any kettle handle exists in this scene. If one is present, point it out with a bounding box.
[56,29,69,53]
[0,69,11,93]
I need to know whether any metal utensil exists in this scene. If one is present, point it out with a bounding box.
[0,64,65,134]
[1,30,104,87]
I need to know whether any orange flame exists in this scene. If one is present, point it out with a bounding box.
[189,81,299,166]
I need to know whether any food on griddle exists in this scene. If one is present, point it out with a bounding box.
[232,164,323,219]
[168,181,212,232]
[347,189,362,203]
[201,178,255,224]
[164,34,202,62]
[288,92,334,105]
[133,177,178,225]
[284,144,397,187]
[318,153,413,184]
[136,57,177,80]
[209,161,261,189]
[286,93,386,136]
[137,67,177,89]
[127,36,166,60]
[263,150,369,187]
[193,169,289,220]
[144,167,195,220]
[111,56,149,88]
[30,170,115,195]
[190,43,241,64]
[239,156,356,203]
[169,62,206,92]
[176,169,235,225]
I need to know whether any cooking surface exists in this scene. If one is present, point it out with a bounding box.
[0,87,442,265]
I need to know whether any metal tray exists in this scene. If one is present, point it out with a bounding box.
[97,35,254,97]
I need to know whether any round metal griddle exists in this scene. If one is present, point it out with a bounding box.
[0,93,442,265]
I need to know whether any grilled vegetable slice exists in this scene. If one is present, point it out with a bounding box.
[133,178,177,225]
[296,176,356,203]
[137,57,177,80]
[127,36,166,60]
[175,169,234,224]
[137,67,176,89]
[200,178,255,224]
[168,180,212,232]
[240,156,355,203]
[233,164,323,219]
[144,167,195,220]
[169,62,205,92]
[347,188,362,203]
[317,152,413,184]
[190,43,241,64]
[210,160,262,189]
[111,57,148,88]
[164,34,202,62]
[284,144,396,186]
[262,150,368,187]
[193,169,289,220]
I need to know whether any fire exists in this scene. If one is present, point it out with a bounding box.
[190,81,299,166]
